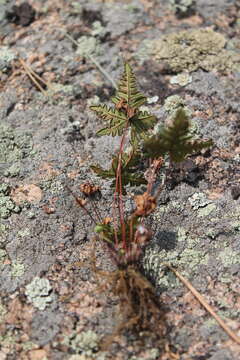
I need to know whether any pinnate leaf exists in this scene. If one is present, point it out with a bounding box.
[143,108,213,162]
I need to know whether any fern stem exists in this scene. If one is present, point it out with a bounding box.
[115,123,129,251]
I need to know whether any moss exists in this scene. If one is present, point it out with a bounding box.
[11,262,25,277]
[0,184,21,219]
[25,277,53,310]
[63,330,99,356]
[138,28,240,73]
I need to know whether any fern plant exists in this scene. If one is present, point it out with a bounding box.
[71,63,213,339]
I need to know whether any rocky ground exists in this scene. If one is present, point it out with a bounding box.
[0,0,240,359]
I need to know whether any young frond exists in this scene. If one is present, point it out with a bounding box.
[143,108,213,162]
[111,62,147,109]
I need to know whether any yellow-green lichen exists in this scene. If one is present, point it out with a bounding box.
[17,228,30,237]
[4,163,20,177]
[11,261,25,277]
[63,330,99,356]
[0,301,7,323]
[218,247,240,267]
[46,82,74,97]
[138,28,240,73]
[0,249,7,264]
[21,341,38,351]
[0,331,16,351]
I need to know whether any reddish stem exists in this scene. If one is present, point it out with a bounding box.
[114,122,129,251]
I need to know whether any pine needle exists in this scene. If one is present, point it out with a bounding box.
[19,58,50,96]
[166,264,240,345]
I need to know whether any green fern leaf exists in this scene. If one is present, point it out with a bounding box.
[130,111,157,142]
[143,108,213,162]
[111,63,147,109]
[90,165,115,179]
[91,152,146,193]
[90,104,127,136]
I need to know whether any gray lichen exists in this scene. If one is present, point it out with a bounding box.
[76,36,102,57]
[169,0,196,17]
[0,184,20,219]
[188,192,211,210]
[91,21,107,39]
[130,348,160,360]
[0,123,33,176]
[170,73,192,86]
[163,95,192,120]
[137,28,240,73]
[46,82,74,97]
[25,277,53,310]
[0,46,15,72]
[0,301,7,323]
[164,95,185,113]
[189,193,216,217]
[4,163,20,177]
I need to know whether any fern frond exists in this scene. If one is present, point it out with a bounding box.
[90,104,127,136]
[91,152,146,193]
[111,63,147,109]
[130,111,157,143]
[143,108,213,162]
